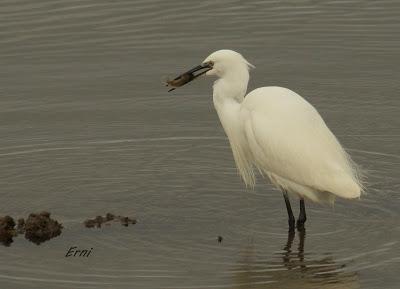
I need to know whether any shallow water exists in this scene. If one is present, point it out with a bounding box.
[1,0,400,288]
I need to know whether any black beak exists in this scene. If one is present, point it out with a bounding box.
[166,61,213,92]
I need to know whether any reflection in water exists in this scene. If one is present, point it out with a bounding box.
[232,230,359,289]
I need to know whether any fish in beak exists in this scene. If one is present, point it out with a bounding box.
[165,61,213,92]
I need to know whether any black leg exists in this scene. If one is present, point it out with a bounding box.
[296,198,307,231]
[283,191,295,232]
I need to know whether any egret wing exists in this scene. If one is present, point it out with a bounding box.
[242,87,361,199]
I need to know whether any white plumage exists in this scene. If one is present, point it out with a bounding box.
[203,50,363,204]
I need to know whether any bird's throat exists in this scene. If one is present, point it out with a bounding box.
[212,73,248,106]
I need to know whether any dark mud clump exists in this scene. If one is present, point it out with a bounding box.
[0,212,63,246]
[2,211,136,247]
[84,213,136,228]
[119,216,136,227]
[0,216,17,246]
[23,212,63,245]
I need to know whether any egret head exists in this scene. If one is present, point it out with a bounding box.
[203,49,255,78]
[166,49,254,91]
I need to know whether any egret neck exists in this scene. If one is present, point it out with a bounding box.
[212,66,255,186]
[212,65,249,133]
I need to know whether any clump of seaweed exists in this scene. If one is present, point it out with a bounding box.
[84,213,136,228]
[24,211,63,245]
[0,216,17,246]
[1,211,137,247]
[0,212,63,246]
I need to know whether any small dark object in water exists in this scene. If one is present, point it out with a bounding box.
[0,216,16,246]
[119,216,136,227]
[217,236,223,243]
[84,213,136,228]
[24,211,63,245]
[84,215,104,228]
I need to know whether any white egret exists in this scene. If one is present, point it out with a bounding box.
[167,49,363,231]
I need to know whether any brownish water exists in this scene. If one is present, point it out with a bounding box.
[1,0,399,288]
